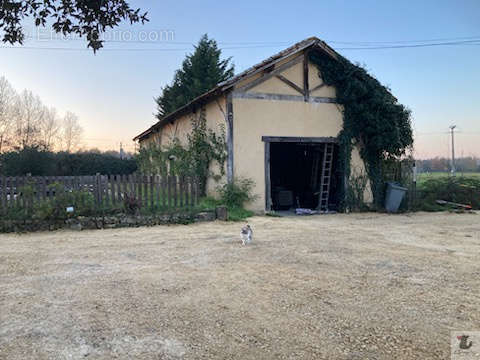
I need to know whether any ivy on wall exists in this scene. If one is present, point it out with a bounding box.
[309,52,413,208]
[137,109,227,195]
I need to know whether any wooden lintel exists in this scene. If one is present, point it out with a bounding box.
[261,136,338,144]
[275,75,304,95]
[232,91,337,104]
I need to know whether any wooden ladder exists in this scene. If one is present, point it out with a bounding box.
[317,143,334,212]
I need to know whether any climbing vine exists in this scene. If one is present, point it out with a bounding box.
[309,52,413,209]
[136,108,227,195]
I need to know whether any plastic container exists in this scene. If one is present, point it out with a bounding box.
[385,182,408,213]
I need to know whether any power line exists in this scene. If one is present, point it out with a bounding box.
[326,35,480,45]
[415,131,480,136]
[24,34,480,45]
[2,37,480,52]
[335,39,480,50]
[0,45,193,52]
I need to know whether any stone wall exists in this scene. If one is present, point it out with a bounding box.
[0,211,217,233]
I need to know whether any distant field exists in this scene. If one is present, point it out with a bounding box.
[417,172,480,185]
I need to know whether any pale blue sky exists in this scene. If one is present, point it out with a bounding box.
[0,0,479,158]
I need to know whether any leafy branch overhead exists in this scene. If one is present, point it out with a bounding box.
[0,0,148,52]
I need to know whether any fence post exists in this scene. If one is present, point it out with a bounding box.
[184,176,189,207]
[149,174,154,210]
[194,177,199,206]
[143,174,148,209]
[0,175,5,214]
[129,174,134,198]
[94,173,101,206]
[167,175,172,208]
[12,176,19,207]
[135,174,140,204]
[124,175,128,198]
[178,176,184,208]
[162,175,167,209]
[173,176,178,208]
[155,175,160,209]
[189,177,194,207]
[116,175,122,206]
[26,173,32,212]
[104,175,110,207]
[6,177,11,208]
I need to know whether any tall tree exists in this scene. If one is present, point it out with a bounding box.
[155,34,234,119]
[62,111,83,152]
[0,76,86,152]
[40,106,60,151]
[0,0,148,52]
[13,90,45,149]
[0,76,16,152]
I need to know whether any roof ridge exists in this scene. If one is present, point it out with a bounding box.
[216,37,321,88]
[134,36,336,141]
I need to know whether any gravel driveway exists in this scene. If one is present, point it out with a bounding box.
[1,212,479,359]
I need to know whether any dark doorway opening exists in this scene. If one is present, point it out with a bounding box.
[268,141,340,211]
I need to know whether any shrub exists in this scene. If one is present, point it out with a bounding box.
[0,147,137,176]
[346,168,370,212]
[2,182,96,221]
[123,193,142,215]
[217,178,256,208]
[415,176,480,211]
[195,179,256,222]
[214,178,257,221]
[34,183,96,220]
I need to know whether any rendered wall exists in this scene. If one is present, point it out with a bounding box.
[139,51,373,211]
[232,99,344,211]
[232,55,370,211]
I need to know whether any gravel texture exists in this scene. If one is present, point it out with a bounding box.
[1,212,479,359]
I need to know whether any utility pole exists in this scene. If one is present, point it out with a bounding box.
[449,125,456,176]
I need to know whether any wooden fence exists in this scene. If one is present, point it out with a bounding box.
[0,174,199,212]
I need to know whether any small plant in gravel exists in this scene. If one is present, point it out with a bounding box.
[123,194,142,215]
[217,177,256,208]
[214,178,256,221]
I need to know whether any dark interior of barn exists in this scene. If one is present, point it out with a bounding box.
[269,142,340,211]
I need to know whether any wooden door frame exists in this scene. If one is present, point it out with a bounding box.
[262,136,339,211]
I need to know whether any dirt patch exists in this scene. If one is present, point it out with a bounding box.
[1,212,479,359]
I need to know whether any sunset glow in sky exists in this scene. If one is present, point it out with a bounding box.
[1,0,479,158]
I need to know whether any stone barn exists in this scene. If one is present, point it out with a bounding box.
[134,37,373,212]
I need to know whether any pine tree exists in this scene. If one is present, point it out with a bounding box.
[155,34,234,119]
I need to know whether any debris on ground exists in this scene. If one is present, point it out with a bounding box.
[436,199,472,210]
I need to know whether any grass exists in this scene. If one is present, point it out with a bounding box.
[414,174,480,211]
[417,172,480,186]
[196,197,253,221]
